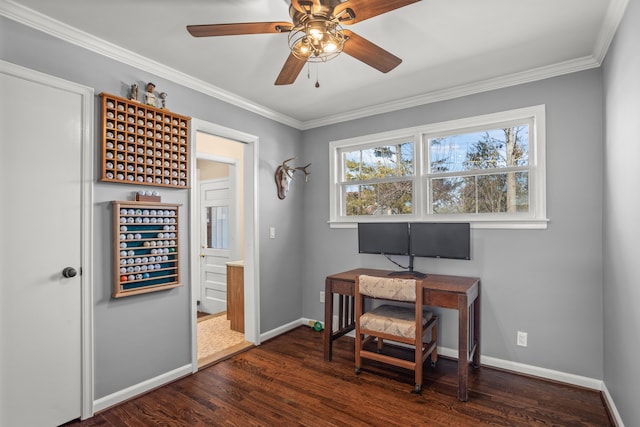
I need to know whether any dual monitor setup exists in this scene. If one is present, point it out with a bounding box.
[357,222,471,278]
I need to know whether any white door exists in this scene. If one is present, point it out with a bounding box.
[0,68,86,425]
[199,178,237,314]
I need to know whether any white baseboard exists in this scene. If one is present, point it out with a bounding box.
[260,318,307,342]
[93,364,193,413]
[601,383,625,427]
[438,346,602,389]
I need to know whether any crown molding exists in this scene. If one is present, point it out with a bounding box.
[592,0,629,63]
[2,0,626,131]
[301,55,600,130]
[0,0,304,130]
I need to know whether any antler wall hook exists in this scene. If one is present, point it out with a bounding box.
[275,157,311,199]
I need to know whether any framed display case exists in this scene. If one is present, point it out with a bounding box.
[100,93,190,188]
[113,201,182,297]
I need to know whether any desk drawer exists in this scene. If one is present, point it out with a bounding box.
[423,290,457,308]
[329,279,354,295]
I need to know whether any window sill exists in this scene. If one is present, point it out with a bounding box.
[328,218,549,230]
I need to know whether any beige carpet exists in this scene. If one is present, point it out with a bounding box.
[197,313,252,367]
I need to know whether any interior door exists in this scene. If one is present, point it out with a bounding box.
[0,69,84,425]
[199,178,236,314]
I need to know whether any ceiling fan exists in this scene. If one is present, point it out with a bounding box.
[187,0,421,85]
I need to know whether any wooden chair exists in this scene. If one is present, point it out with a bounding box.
[355,274,438,393]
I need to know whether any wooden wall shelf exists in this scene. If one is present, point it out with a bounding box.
[100,93,190,189]
[113,201,182,298]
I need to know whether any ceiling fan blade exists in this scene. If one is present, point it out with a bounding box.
[275,52,309,85]
[342,30,402,73]
[334,0,421,25]
[187,22,293,37]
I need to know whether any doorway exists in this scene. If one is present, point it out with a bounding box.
[189,120,260,371]
[196,157,248,366]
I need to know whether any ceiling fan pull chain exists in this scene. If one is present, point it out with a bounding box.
[315,64,320,88]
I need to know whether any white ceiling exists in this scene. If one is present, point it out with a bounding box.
[2,0,626,129]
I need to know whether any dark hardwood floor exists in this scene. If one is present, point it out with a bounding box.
[70,326,612,426]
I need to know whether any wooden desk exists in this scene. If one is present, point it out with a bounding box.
[324,268,480,401]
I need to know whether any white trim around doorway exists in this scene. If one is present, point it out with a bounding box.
[189,118,260,373]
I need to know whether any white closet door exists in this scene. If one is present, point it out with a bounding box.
[0,69,84,426]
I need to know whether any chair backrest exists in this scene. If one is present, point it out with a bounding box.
[357,275,417,302]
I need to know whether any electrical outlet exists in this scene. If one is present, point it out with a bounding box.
[320,291,325,303]
[269,226,276,239]
[517,331,528,347]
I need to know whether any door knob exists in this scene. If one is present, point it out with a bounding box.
[200,253,205,258]
[62,267,78,278]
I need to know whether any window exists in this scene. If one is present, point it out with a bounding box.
[342,138,415,216]
[427,122,531,215]
[329,106,547,229]
[206,206,229,249]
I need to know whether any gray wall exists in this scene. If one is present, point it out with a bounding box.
[301,69,605,380]
[603,0,640,425]
[7,5,637,422]
[2,17,304,399]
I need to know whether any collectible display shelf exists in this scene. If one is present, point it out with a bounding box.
[113,201,182,297]
[100,93,190,188]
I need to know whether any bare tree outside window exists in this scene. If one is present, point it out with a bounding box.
[343,142,414,216]
[429,126,529,214]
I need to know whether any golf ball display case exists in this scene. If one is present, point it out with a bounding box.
[112,201,182,297]
[100,93,190,189]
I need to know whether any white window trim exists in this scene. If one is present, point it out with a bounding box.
[329,105,548,229]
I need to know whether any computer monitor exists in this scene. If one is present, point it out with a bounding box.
[357,222,409,256]
[409,222,471,260]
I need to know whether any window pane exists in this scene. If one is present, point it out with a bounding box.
[476,172,529,213]
[432,172,528,214]
[344,181,413,216]
[206,206,229,249]
[431,177,475,214]
[429,125,529,173]
[344,142,413,181]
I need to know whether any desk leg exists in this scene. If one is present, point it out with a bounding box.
[323,279,333,361]
[457,295,469,401]
[473,290,481,369]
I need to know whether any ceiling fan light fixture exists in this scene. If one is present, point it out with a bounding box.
[187,0,418,86]
[288,18,345,62]
[324,41,338,53]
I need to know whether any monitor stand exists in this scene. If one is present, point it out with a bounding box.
[386,255,426,278]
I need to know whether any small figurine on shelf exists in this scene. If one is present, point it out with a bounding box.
[145,82,156,107]
[129,83,139,102]
[159,92,168,109]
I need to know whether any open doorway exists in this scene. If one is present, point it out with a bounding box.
[196,155,249,366]
[197,161,239,316]
[189,120,260,371]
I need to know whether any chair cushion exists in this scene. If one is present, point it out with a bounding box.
[360,305,433,339]
[358,275,417,302]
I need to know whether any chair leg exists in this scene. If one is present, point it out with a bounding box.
[377,337,384,353]
[355,331,361,374]
[430,320,438,368]
[415,338,423,394]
